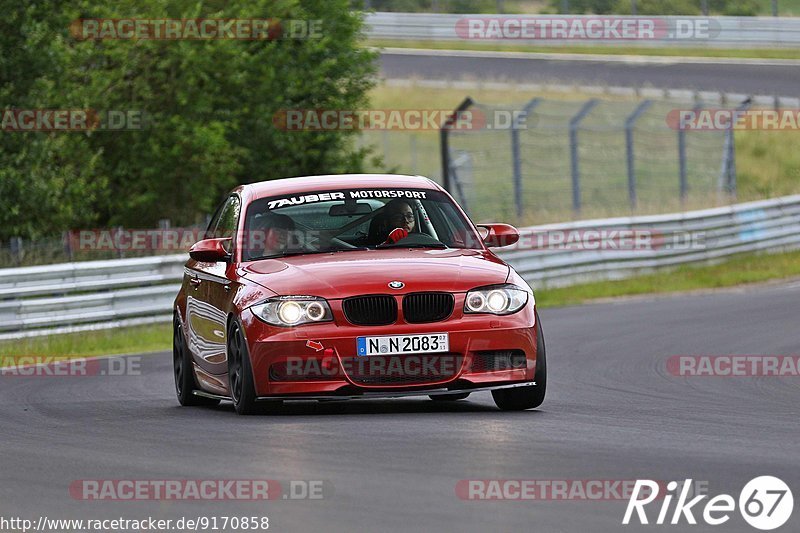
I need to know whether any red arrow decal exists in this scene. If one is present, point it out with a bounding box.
[306,340,324,352]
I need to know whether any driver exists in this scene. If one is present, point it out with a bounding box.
[249,213,295,257]
[379,199,415,245]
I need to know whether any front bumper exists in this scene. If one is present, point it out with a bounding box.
[239,301,540,399]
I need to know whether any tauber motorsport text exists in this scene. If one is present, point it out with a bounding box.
[266,189,427,210]
[623,476,794,530]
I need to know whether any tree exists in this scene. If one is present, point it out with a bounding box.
[0,0,377,238]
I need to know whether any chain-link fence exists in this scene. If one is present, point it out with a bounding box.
[442,95,747,224]
[0,221,208,268]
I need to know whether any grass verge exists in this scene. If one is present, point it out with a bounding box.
[2,250,799,359]
[369,39,800,60]
[536,249,800,307]
[0,323,171,360]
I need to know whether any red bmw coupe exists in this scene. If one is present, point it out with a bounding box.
[173,174,546,414]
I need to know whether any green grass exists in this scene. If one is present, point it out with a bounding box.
[369,39,800,60]
[536,248,800,307]
[736,130,800,199]
[0,323,171,359]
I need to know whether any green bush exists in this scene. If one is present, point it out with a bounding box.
[1,0,377,238]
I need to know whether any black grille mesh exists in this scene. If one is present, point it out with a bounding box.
[402,293,455,323]
[342,295,397,326]
[471,350,527,372]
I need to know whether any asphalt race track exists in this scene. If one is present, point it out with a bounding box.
[380,50,800,95]
[2,281,799,532]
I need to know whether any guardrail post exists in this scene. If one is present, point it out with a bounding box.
[625,100,653,210]
[511,98,542,221]
[569,99,599,215]
[440,97,473,194]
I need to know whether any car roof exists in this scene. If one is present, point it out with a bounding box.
[239,174,443,201]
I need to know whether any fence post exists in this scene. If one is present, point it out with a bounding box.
[440,97,474,193]
[569,99,599,215]
[678,102,700,204]
[116,226,125,259]
[62,231,73,262]
[678,129,687,204]
[450,152,472,215]
[10,237,23,266]
[625,100,653,210]
[511,98,542,221]
[721,98,751,199]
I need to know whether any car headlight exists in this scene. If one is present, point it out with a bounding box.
[250,296,333,327]
[464,284,530,315]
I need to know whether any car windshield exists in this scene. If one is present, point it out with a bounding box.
[241,188,482,261]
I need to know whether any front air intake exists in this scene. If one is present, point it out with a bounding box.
[342,295,397,326]
[402,292,455,323]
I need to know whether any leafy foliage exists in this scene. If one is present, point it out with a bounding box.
[0,0,377,239]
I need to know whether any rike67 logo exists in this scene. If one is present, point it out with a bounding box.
[624,476,793,530]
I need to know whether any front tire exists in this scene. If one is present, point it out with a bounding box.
[174,316,220,407]
[492,310,547,411]
[227,319,281,415]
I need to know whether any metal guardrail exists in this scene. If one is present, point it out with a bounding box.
[1,195,799,339]
[0,256,184,339]
[501,194,800,287]
[365,12,800,48]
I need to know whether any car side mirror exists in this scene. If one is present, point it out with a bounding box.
[477,224,520,248]
[189,238,232,262]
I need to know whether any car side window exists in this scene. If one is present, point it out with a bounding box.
[211,196,241,240]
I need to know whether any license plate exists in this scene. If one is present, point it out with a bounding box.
[356,333,449,356]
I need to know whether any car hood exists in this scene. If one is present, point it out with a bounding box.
[240,248,509,298]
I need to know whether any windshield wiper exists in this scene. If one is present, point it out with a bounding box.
[249,247,369,261]
[377,243,448,250]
